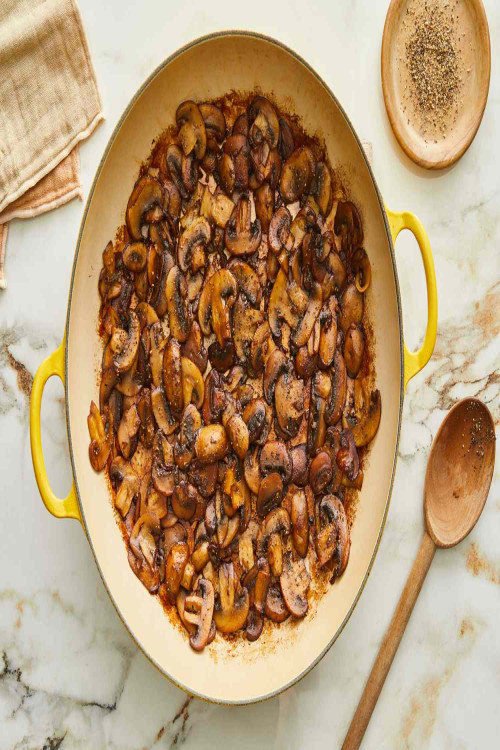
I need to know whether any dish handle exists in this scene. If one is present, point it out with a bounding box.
[30,339,82,523]
[386,208,437,390]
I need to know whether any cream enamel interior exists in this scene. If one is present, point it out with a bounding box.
[66,33,403,704]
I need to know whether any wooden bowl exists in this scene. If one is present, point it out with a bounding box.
[382,0,491,169]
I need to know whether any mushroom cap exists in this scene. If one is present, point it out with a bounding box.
[259,440,292,483]
[224,196,262,256]
[176,100,207,160]
[177,216,211,272]
[280,146,316,203]
[126,176,164,241]
[248,96,280,149]
[280,552,311,618]
[213,563,250,634]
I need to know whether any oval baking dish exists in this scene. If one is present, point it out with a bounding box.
[30,31,437,705]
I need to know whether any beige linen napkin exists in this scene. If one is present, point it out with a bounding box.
[0,0,103,287]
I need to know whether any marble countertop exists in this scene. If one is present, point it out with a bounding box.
[1,1,499,747]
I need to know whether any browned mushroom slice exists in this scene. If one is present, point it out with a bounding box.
[225,196,262,256]
[257,472,283,517]
[351,248,371,293]
[275,369,304,439]
[227,259,261,307]
[87,401,112,471]
[181,321,208,374]
[176,588,196,635]
[292,282,323,348]
[151,386,179,436]
[295,346,317,380]
[176,100,206,160]
[291,490,309,558]
[344,323,365,378]
[309,451,333,494]
[184,578,215,651]
[189,459,218,498]
[224,133,250,190]
[243,398,271,446]
[260,441,292,484]
[177,216,211,272]
[277,116,294,159]
[334,201,363,254]
[165,542,189,601]
[312,162,332,216]
[199,103,226,143]
[336,429,359,481]
[163,338,183,413]
[233,297,264,364]
[151,431,175,495]
[136,301,159,329]
[210,269,238,347]
[307,370,331,454]
[265,582,289,623]
[166,144,188,199]
[263,348,287,405]
[126,176,164,241]
[318,297,338,369]
[280,552,311,618]
[130,512,160,570]
[246,608,264,642]
[268,206,293,255]
[315,495,350,576]
[166,266,191,343]
[254,182,274,234]
[195,424,228,464]
[117,403,140,460]
[339,283,364,336]
[114,311,140,373]
[181,357,204,409]
[250,322,275,374]
[244,446,262,494]
[122,241,147,272]
[343,379,381,447]
[248,96,280,148]
[172,480,202,521]
[226,414,250,459]
[109,456,139,516]
[217,152,236,195]
[326,350,347,426]
[268,269,302,342]
[290,444,308,487]
[148,322,165,388]
[200,186,235,228]
[175,403,202,469]
[213,562,250,634]
[280,145,315,203]
[202,369,225,424]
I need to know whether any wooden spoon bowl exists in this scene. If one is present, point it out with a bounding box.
[425,398,495,548]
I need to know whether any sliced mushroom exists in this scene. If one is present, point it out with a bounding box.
[268,206,293,254]
[280,145,315,203]
[265,582,289,623]
[274,369,305,438]
[200,186,235,228]
[151,430,175,495]
[250,322,275,374]
[313,162,332,216]
[280,552,310,618]
[339,282,364,334]
[126,176,164,241]
[326,350,347,426]
[263,348,287,405]
[175,403,202,469]
[309,451,333,494]
[291,490,308,557]
[246,608,264,642]
[244,446,262,494]
[336,429,359,481]
[210,269,238,347]
[213,562,250,634]
[254,183,274,233]
[307,370,331,454]
[295,346,318,380]
[227,259,261,307]
[172,480,202,521]
[202,369,225,424]
[207,339,235,373]
[225,196,262,256]
[352,248,371,293]
[176,100,206,160]
[315,495,350,576]
[109,456,139,516]
[344,324,365,378]
[151,386,179,436]
[195,424,228,463]
[184,578,215,651]
[181,357,204,409]
[189,459,218,498]
[118,403,140,460]
[165,542,189,600]
[290,444,309,486]
[226,414,250,459]
[162,338,183,413]
[343,379,381,447]
[334,201,363,254]
[130,512,160,571]
[233,298,264,364]
[178,216,211,272]
[88,401,112,471]
[223,134,250,190]
[292,282,323,348]
[257,473,283,517]
[114,311,140,373]
[199,103,226,144]
[268,269,302,342]
[248,96,280,148]
[181,321,208,374]
[243,398,271,446]
[166,266,191,343]
[260,441,292,483]
[319,297,338,369]
[122,241,148,272]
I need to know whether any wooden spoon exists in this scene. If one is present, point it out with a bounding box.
[343,398,495,749]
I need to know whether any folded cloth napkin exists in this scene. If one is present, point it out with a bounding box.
[0,0,103,287]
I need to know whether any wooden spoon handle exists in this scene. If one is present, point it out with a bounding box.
[342,531,436,750]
